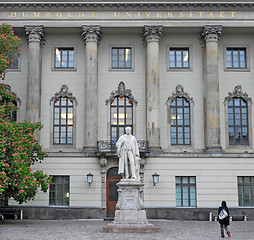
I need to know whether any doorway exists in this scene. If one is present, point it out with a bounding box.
[106,167,122,217]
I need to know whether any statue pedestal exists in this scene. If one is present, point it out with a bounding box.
[103,179,160,233]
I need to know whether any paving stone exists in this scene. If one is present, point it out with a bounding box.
[0,219,253,240]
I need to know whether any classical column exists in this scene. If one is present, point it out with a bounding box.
[25,26,45,139]
[82,25,101,151]
[200,25,223,152]
[142,26,163,151]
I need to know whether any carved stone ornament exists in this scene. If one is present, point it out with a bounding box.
[142,25,163,45]
[4,85,21,105]
[224,85,252,105]
[50,85,78,105]
[166,85,194,105]
[82,25,101,43]
[199,25,223,43]
[105,81,138,105]
[25,25,46,43]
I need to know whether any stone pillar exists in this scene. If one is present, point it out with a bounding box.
[82,25,101,151]
[25,26,45,139]
[200,25,223,152]
[142,26,163,151]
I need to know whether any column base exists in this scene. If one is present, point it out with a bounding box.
[82,146,97,152]
[148,146,163,153]
[204,146,224,153]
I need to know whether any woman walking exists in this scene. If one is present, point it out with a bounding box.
[218,201,231,238]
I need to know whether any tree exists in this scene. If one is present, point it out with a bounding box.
[0,23,51,204]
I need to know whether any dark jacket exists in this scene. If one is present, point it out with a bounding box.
[218,206,230,225]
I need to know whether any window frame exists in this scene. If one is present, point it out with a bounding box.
[228,97,249,146]
[50,85,77,149]
[49,176,70,206]
[170,97,191,146]
[7,48,21,72]
[238,176,254,207]
[53,96,74,145]
[52,45,77,71]
[110,96,133,143]
[109,45,134,72]
[224,86,253,151]
[166,85,195,151]
[224,45,250,72]
[175,176,197,207]
[167,45,192,72]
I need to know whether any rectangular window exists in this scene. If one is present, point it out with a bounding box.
[238,177,254,207]
[169,48,189,69]
[54,47,74,69]
[8,52,19,70]
[226,48,247,69]
[49,176,70,206]
[176,176,196,207]
[111,47,132,69]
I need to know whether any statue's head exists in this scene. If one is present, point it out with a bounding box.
[125,126,131,135]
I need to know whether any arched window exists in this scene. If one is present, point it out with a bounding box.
[225,86,252,146]
[166,85,194,146]
[50,85,77,145]
[106,82,137,143]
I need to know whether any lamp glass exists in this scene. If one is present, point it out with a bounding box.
[152,173,159,185]
[87,173,93,185]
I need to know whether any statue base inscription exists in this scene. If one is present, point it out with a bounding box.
[103,179,160,233]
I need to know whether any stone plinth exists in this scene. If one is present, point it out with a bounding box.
[103,179,160,233]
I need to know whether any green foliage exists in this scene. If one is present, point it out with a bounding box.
[0,23,21,79]
[0,23,51,204]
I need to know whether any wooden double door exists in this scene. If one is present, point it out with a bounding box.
[106,167,122,217]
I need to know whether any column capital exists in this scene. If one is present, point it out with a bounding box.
[82,25,101,43]
[200,25,223,43]
[142,25,163,45]
[25,25,45,43]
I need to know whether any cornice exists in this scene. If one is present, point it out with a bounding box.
[1,2,254,10]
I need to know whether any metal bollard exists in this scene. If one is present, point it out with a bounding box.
[244,216,247,221]
[209,212,213,222]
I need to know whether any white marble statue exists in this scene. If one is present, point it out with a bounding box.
[116,126,140,180]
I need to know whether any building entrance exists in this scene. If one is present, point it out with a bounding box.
[106,167,121,217]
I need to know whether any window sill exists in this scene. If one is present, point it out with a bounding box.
[109,68,134,72]
[167,68,192,72]
[52,68,77,72]
[224,68,250,72]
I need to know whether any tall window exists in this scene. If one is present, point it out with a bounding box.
[170,97,191,145]
[49,176,70,206]
[176,176,196,207]
[54,47,74,69]
[110,96,133,142]
[169,48,189,69]
[53,97,73,144]
[111,47,132,69]
[228,97,248,145]
[226,48,246,69]
[238,177,254,207]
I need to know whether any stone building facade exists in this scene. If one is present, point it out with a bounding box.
[1,0,254,220]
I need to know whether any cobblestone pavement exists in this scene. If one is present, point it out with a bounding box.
[0,219,253,240]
